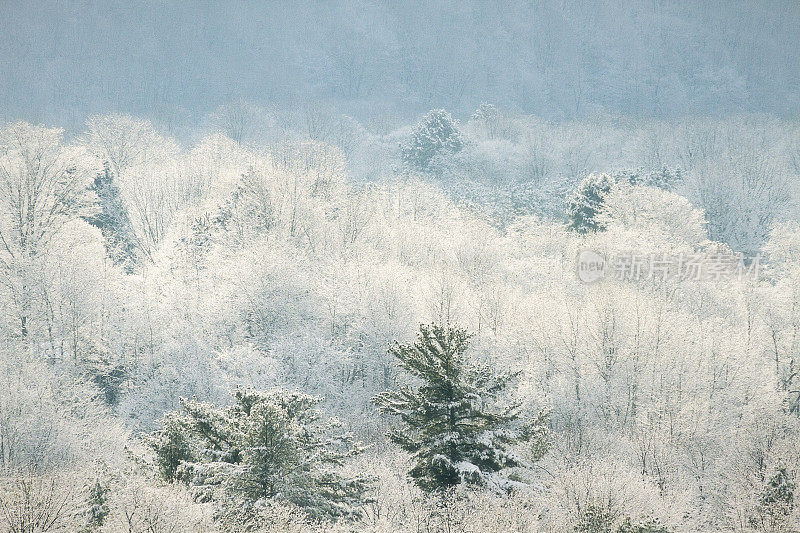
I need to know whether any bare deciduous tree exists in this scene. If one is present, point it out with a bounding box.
[0,122,98,338]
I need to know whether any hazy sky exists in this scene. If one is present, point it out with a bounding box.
[1,0,798,131]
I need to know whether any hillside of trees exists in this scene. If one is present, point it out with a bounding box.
[1,106,799,532]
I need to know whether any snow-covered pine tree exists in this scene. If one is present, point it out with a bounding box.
[84,161,139,271]
[566,172,615,233]
[373,324,536,493]
[567,169,684,234]
[401,109,463,172]
[148,388,371,521]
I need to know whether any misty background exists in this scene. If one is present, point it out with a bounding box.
[2,0,799,136]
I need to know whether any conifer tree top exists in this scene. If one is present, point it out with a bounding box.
[374,324,537,493]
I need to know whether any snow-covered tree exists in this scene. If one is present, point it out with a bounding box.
[597,182,708,251]
[373,324,536,492]
[0,122,99,339]
[149,388,370,521]
[84,161,139,270]
[468,103,519,141]
[83,114,178,178]
[567,169,684,234]
[401,109,463,172]
[567,172,615,233]
[749,467,798,531]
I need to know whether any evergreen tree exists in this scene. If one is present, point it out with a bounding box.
[751,467,796,530]
[401,109,463,172]
[149,388,370,521]
[83,479,110,531]
[81,340,127,405]
[179,213,213,266]
[567,169,684,233]
[373,324,537,492]
[84,162,138,271]
[567,172,615,233]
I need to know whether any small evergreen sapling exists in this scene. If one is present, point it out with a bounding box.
[373,324,540,492]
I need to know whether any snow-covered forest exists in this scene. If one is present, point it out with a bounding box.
[2,2,800,532]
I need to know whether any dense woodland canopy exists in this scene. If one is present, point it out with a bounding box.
[0,106,799,531]
[2,1,800,532]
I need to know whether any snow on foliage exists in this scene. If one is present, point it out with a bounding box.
[2,110,800,531]
[148,388,371,521]
[374,324,545,493]
[401,109,463,172]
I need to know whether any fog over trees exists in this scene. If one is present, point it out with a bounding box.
[1,2,800,532]
[2,0,799,131]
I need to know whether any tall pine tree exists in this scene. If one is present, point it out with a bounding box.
[373,324,537,492]
[84,162,139,271]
